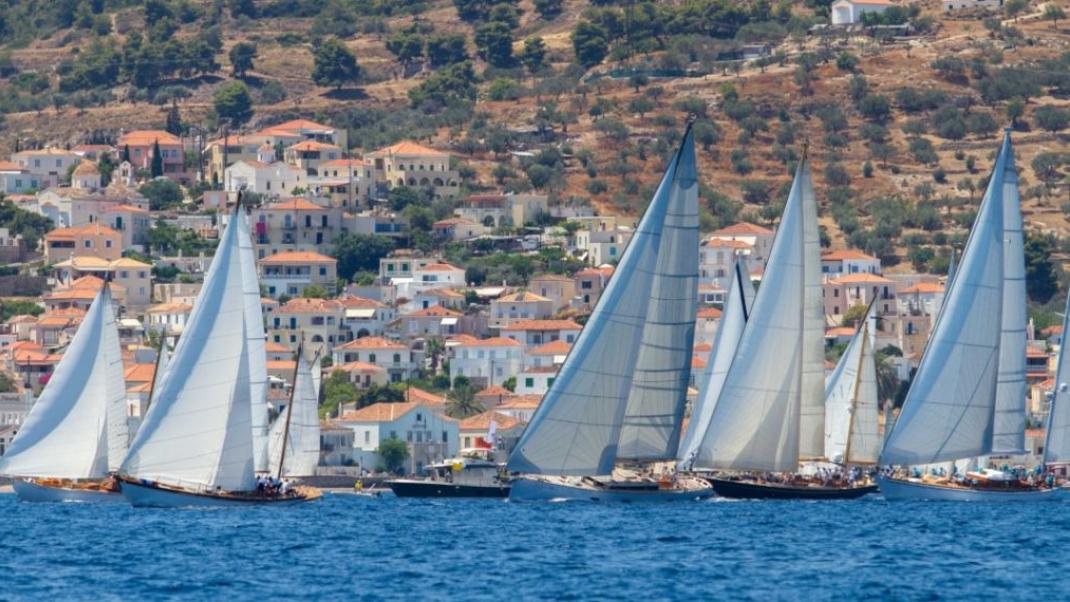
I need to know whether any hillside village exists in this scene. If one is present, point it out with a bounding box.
[0,0,1068,474]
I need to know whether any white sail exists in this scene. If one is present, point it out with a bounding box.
[991,132,1027,454]
[678,258,754,466]
[824,312,867,463]
[841,314,881,465]
[150,340,171,408]
[701,159,820,472]
[881,137,1008,466]
[508,127,698,475]
[1044,292,1070,466]
[0,285,125,479]
[238,209,270,473]
[798,155,827,461]
[268,353,321,477]
[120,205,256,492]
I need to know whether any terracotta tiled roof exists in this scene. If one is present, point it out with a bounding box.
[1027,348,1049,359]
[497,394,542,409]
[337,336,406,350]
[107,204,149,214]
[341,401,421,422]
[826,327,857,337]
[405,387,446,405]
[419,262,463,272]
[335,360,386,373]
[446,334,480,345]
[899,282,945,294]
[691,356,707,370]
[267,360,297,372]
[0,160,22,171]
[265,341,290,353]
[287,140,340,152]
[476,385,511,397]
[320,159,367,169]
[694,342,712,352]
[109,257,151,268]
[368,141,449,157]
[703,238,752,249]
[420,288,465,298]
[500,319,581,331]
[72,162,99,176]
[830,273,893,285]
[124,363,155,383]
[697,307,723,319]
[272,118,335,132]
[404,306,461,318]
[259,251,337,264]
[454,337,521,347]
[147,302,192,314]
[712,222,774,236]
[529,339,572,355]
[119,130,181,146]
[45,223,119,240]
[495,291,550,303]
[278,298,343,314]
[459,410,519,431]
[265,198,325,211]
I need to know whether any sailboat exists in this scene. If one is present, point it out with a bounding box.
[823,303,880,469]
[1042,291,1070,479]
[878,130,1059,501]
[1,283,128,503]
[677,257,754,470]
[507,126,713,502]
[267,346,321,479]
[117,194,319,506]
[697,155,876,499]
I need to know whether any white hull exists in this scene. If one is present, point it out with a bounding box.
[877,476,1063,502]
[12,479,123,503]
[509,475,713,502]
[119,480,311,507]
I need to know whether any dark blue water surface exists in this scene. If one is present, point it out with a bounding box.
[1,492,1067,600]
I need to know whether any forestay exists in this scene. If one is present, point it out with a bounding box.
[701,159,823,472]
[0,285,126,479]
[881,136,1008,466]
[991,133,1027,455]
[121,204,257,492]
[507,127,698,476]
[268,353,321,477]
[238,209,270,473]
[677,258,753,467]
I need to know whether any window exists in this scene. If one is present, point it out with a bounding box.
[407,431,413,442]
[319,267,327,276]
[105,240,112,248]
[393,353,401,363]
[84,240,92,248]
[548,377,555,387]
[364,431,370,443]
[369,353,376,363]
[119,271,128,278]
[442,431,448,443]
[525,377,534,388]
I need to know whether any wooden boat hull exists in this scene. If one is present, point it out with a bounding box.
[387,479,510,498]
[877,475,1063,502]
[707,477,878,500]
[12,478,123,503]
[118,478,320,507]
[509,475,713,502]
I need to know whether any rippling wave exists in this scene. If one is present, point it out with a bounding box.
[0,492,1065,600]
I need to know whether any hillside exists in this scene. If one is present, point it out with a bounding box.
[2,0,1070,280]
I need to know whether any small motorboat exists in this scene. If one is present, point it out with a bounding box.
[387,448,510,498]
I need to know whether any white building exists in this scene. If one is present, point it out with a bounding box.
[821,249,882,277]
[708,222,775,267]
[332,336,416,383]
[575,226,633,266]
[488,291,554,329]
[224,159,306,199]
[942,0,1002,11]
[336,402,458,474]
[831,0,895,25]
[449,337,522,388]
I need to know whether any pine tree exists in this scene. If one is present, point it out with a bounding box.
[150,139,163,178]
[165,100,183,136]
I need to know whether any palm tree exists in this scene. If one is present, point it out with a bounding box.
[446,384,484,419]
[874,349,901,405]
[425,337,445,372]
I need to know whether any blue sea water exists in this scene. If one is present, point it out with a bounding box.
[1,492,1067,601]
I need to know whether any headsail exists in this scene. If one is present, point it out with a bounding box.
[237,207,270,473]
[120,202,256,492]
[991,132,1027,455]
[825,307,880,465]
[1043,292,1070,466]
[881,135,1008,466]
[677,258,754,467]
[701,158,823,472]
[268,351,321,477]
[0,285,125,479]
[507,126,699,476]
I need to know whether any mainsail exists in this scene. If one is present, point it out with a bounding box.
[238,208,270,473]
[1043,292,1070,466]
[881,134,1011,466]
[507,126,698,476]
[268,352,321,477]
[677,258,754,466]
[992,133,1027,455]
[700,158,824,472]
[0,285,125,479]
[120,202,257,492]
[824,307,880,465]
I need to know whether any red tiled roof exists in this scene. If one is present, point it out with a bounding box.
[454,337,521,347]
[341,402,420,422]
[500,319,581,331]
[259,251,336,264]
[368,141,449,157]
[899,282,945,294]
[404,306,461,318]
[118,130,180,146]
[337,336,406,350]
[278,298,343,314]
[712,222,773,236]
[529,340,572,355]
[697,307,723,319]
[822,249,878,261]
[266,198,325,211]
[459,410,519,431]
